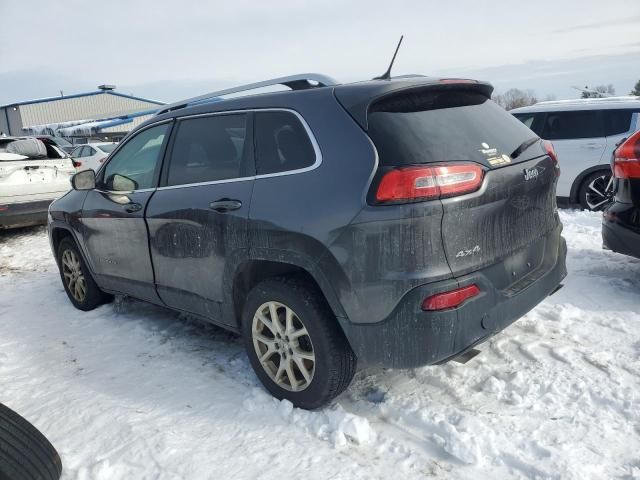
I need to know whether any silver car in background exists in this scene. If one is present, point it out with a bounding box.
[70,142,118,171]
[512,97,640,210]
[0,137,75,229]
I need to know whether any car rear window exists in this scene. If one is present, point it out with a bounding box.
[97,144,117,153]
[368,90,536,167]
[254,111,316,175]
[0,138,48,160]
[605,110,635,136]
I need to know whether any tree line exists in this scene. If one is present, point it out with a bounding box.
[493,80,640,110]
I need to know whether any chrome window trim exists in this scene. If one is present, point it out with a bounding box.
[155,108,322,191]
[94,187,156,195]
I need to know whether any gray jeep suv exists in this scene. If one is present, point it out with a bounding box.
[48,74,567,409]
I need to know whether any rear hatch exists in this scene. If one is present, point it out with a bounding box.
[0,138,75,204]
[364,84,560,283]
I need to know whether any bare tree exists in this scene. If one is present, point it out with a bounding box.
[631,80,640,96]
[581,84,615,98]
[493,89,538,110]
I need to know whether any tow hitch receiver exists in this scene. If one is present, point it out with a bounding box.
[453,348,482,364]
[549,283,564,296]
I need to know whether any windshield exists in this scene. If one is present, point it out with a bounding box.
[97,144,117,153]
[368,90,539,167]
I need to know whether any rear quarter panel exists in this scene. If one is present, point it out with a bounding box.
[247,91,377,321]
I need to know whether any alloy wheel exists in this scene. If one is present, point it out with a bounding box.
[251,301,315,392]
[61,249,87,302]
[585,174,614,211]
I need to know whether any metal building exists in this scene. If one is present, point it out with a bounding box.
[0,85,165,139]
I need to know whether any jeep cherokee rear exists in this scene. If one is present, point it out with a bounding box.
[48,74,567,409]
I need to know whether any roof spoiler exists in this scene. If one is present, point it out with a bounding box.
[156,73,339,115]
[334,79,493,130]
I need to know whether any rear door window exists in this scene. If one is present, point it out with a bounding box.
[368,89,537,167]
[165,113,251,186]
[541,111,605,140]
[254,111,316,175]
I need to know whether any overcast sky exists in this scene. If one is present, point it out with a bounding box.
[1,0,639,104]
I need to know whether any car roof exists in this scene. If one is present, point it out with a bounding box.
[145,75,494,131]
[511,97,640,114]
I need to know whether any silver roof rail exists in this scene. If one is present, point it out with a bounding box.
[535,95,640,106]
[157,73,339,115]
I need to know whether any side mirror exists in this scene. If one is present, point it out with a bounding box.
[71,169,96,190]
[112,174,137,192]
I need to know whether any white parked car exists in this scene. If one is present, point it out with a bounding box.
[70,142,118,171]
[0,137,75,229]
[511,97,640,210]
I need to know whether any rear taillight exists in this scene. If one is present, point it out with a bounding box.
[542,140,560,175]
[613,131,640,179]
[72,160,82,168]
[375,163,484,203]
[422,284,480,311]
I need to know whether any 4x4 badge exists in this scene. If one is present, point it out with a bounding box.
[456,245,481,258]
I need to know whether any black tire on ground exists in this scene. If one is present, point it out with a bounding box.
[242,276,357,410]
[578,170,613,211]
[0,403,62,480]
[57,236,112,311]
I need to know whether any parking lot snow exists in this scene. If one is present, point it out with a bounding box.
[0,210,638,479]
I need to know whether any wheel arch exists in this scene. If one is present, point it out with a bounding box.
[50,225,74,256]
[569,164,612,203]
[228,257,348,330]
[49,223,97,277]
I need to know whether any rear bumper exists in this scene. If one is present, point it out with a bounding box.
[602,204,640,260]
[339,228,567,368]
[0,200,51,229]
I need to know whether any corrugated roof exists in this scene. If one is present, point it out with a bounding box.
[0,90,165,109]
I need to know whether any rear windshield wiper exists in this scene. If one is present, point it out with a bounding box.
[510,137,539,160]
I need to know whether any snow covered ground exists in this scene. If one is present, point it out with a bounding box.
[0,211,638,479]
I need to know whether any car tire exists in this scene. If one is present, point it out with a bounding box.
[242,276,357,410]
[57,237,111,311]
[578,170,613,211]
[0,403,62,480]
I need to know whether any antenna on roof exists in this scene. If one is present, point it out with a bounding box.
[373,35,404,80]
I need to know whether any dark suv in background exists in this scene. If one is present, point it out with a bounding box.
[48,74,567,409]
[603,130,640,259]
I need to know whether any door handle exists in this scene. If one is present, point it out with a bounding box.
[209,199,242,213]
[124,202,143,213]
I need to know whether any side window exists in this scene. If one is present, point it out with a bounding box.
[605,110,634,136]
[512,113,545,136]
[101,123,169,191]
[73,146,85,157]
[86,146,96,156]
[255,111,316,175]
[541,111,605,140]
[513,113,535,129]
[166,113,249,186]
